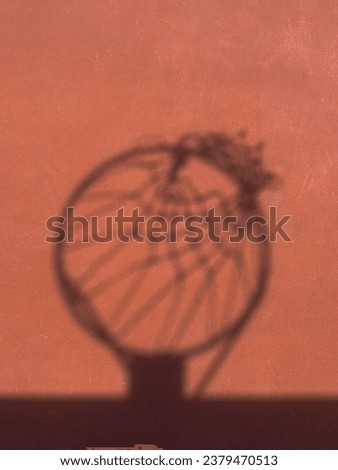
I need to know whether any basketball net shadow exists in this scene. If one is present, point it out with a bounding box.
[55,132,274,409]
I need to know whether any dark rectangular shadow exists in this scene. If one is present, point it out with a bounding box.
[0,396,337,449]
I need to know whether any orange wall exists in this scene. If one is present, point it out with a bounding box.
[0,0,337,396]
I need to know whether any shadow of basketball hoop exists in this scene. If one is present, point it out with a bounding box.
[54,132,275,403]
